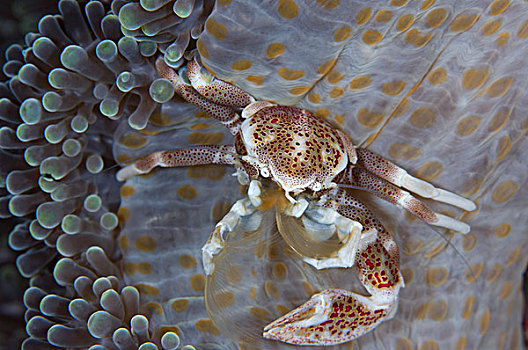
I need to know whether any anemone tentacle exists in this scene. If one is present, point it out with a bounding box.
[0,0,527,349]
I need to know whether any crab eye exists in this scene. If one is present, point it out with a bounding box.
[260,168,270,177]
[312,182,322,191]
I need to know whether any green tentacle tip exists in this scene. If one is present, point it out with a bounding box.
[93,83,108,100]
[131,314,148,330]
[49,68,91,91]
[87,311,122,338]
[7,196,22,217]
[60,45,85,69]
[29,220,50,240]
[24,149,37,167]
[149,79,174,103]
[62,139,82,157]
[118,4,141,30]
[38,176,59,193]
[45,124,66,144]
[86,154,104,174]
[161,332,180,350]
[18,64,39,85]
[71,115,88,133]
[47,69,62,88]
[19,98,42,124]
[99,99,119,117]
[5,171,21,195]
[88,346,106,350]
[42,91,62,112]
[116,71,135,92]
[138,343,158,350]
[32,36,55,54]
[16,124,32,142]
[92,277,113,296]
[173,0,193,18]
[100,212,118,230]
[96,40,118,62]
[112,328,130,344]
[40,157,66,180]
[164,55,184,69]
[36,202,63,229]
[50,184,70,202]
[165,44,184,63]
[84,194,102,212]
[139,41,157,57]
[118,36,139,51]
[61,214,81,234]
[140,0,166,11]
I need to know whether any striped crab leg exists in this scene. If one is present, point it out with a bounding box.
[156,58,254,134]
[355,148,476,211]
[185,59,254,108]
[264,189,403,345]
[116,145,237,181]
[336,148,476,234]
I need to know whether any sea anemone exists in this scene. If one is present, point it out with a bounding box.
[1,0,527,348]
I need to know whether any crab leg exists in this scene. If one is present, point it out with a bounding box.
[339,165,472,233]
[264,190,403,345]
[116,145,237,181]
[156,59,254,134]
[336,130,357,164]
[355,148,476,211]
[186,59,255,108]
[156,59,241,133]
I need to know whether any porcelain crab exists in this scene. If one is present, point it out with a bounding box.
[117,58,476,346]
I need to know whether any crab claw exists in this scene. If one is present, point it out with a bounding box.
[263,289,396,345]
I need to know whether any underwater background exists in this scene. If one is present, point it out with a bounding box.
[1,0,527,349]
